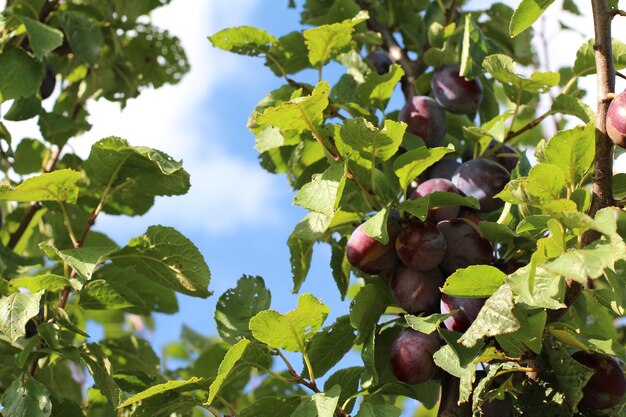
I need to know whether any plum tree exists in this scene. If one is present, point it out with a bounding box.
[366,49,392,74]
[452,159,510,212]
[39,64,56,100]
[607,89,626,148]
[346,223,399,275]
[390,328,441,384]
[395,220,446,270]
[431,65,483,114]
[389,265,443,314]
[572,351,626,410]
[440,294,486,332]
[437,219,493,275]
[398,96,447,147]
[411,178,461,222]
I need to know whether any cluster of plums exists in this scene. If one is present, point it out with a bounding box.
[346,62,626,411]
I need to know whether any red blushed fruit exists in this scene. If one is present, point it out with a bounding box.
[452,159,510,213]
[390,265,443,314]
[396,221,446,270]
[437,219,493,275]
[440,294,486,332]
[572,351,626,410]
[607,89,626,149]
[399,96,447,147]
[390,329,441,384]
[411,178,461,223]
[431,65,483,115]
[346,223,399,275]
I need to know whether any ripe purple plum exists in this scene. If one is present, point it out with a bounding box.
[346,223,399,275]
[437,219,493,275]
[607,89,626,149]
[390,328,441,384]
[457,207,482,227]
[452,159,510,212]
[396,221,446,270]
[40,64,56,100]
[431,65,483,114]
[411,178,461,222]
[366,49,392,75]
[399,96,447,147]
[572,351,626,410]
[482,140,520,172]
[426,158,461,181]
[482,395,513,417]
[440,294,486,332]
[390,265,443,314]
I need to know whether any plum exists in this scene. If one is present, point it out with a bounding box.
[399,96,447,147]
[440,294,486,332]
[482,395,513,417]
[437,219,493,275]
[411,178,461,222]
[366,49,392,75]
[40,64,56,100]
[572,351,626,410]
[457,207,482,226]
[346,223,399,275]
[390,265,443,314]
[452,159,510,212]
[390,328,441,384]
[396,221,446,270]
[482,140,520,172]
[425,158,461,181]
[607,89,626,149]
[431,65,483,115]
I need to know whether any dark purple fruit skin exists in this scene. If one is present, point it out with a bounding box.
[399,96,447,147]
[426,158,461,181]
[366,49,392,75]
[457,207,482,226]
[437,219,493,275]
[607,89,626,149]
[24,319,38,338]
[431,65,483,115]
[482,395,513,417]
[412,178,461,222]
[452,159,510,212]
[40,64,56,100]
[390,265,443,314]
[396,221,446,270]
[346,223,399,275]
[483,140,520,172]
[572,351,626,410]
[390,328,441,384]
[440,294,486,332]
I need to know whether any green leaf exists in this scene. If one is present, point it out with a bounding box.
[38,112,91,147]
[118,376,205,409]
[59,11,103,64]
[443,265,506,297]
[5,94,42,121]
[78,280,143,310]
[290,385,340,417]
[240,397,303,417]
[349,281,392,344]
[303,10,368,66]
[357,64,405,109]
[303,315,356,379]
[545,340,594,412]
[496,308,546,356]
[256,81,330,133]
[0,169,80,203]
[208,26,277,56]
[39,243,116,280]
[294,163,344,216]
[613,174,626,200]
[535,123,594,187]
[20,17,64,60]
[13,139,47,175]
[405,312,455,334]
[459,285,520,347]
[393,145,454,190]
[362,206,390,244]
[80,343,121,406]
[206,339,250,404]
[551,94,593,123]
[460,15,493,78]
[0,291,42,342]
[330,237,351,300]
[288,235,314,293]
[573,39,626,77]
[507,265,566,310]
[10,274,69,293]
[340,118,405,162]
[509,0,556,37]
[355,395,402,417]
[483,54,559,99]
[0,45,43,101]
[324,367,362,412]
[544,239,626,283]
[249,293,329,352]
[215,275,271,345]
[110,226,211,298]
[1,373,52,417]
